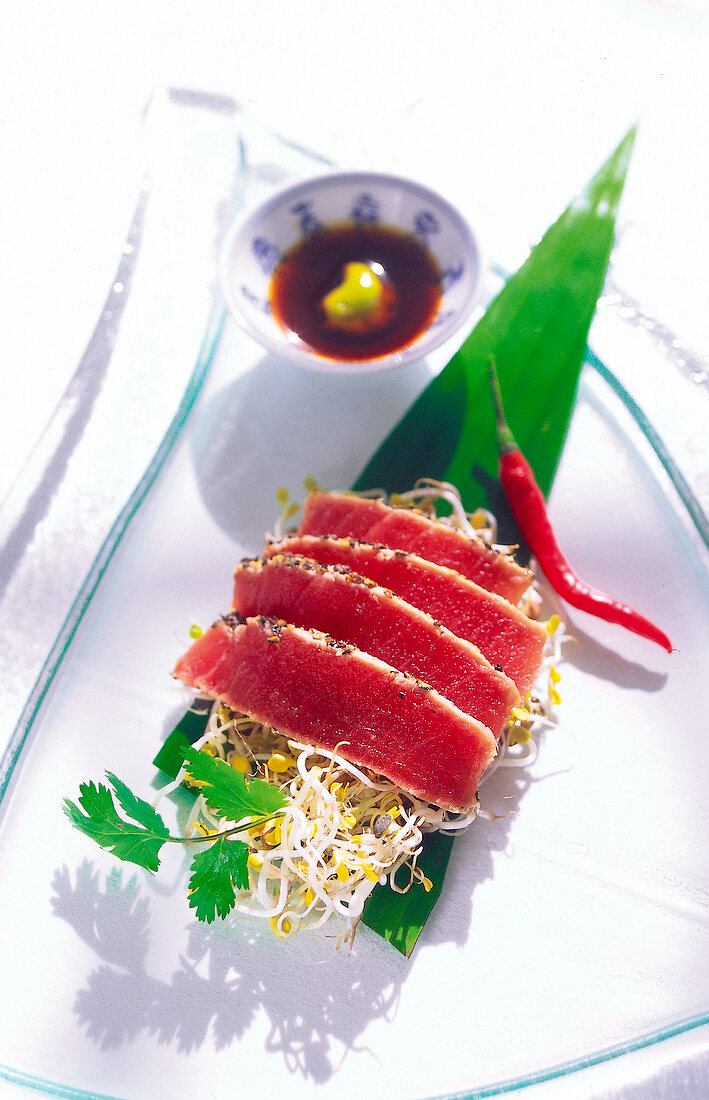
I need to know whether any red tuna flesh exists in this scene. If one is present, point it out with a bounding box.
[267,536,546,695]
[232,554,519,738]
[298,491,532,603]
[173,615,497,812]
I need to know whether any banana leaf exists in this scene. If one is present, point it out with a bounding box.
[359,127,636,955]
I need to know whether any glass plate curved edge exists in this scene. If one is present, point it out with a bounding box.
[2,349,707,1100]
[0,1062,123,1100]
[586,348,709,552]
[0,297,226,810]
[1,146,708,1100]
[0,86,249,776]
[420,1015,709,1100]
[0,89,333,805]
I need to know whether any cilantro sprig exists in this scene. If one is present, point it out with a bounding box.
[181,745,286,820]
[64,775,170,872]
[63,747,287,923]
[187,835,249,922]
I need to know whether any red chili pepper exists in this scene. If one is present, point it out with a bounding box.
[487,360,672,653]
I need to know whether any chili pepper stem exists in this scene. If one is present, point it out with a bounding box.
[487,357,518,455]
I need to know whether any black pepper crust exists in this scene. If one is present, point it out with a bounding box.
[387,501,500,554]
[222,612,440,694]
[257,615,284,644]
[235,553,492,653]
[268,533,410,557]
[238,551,395,596]
[220,611,246,630]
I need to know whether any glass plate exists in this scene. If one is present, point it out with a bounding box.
[0,93,707,1100]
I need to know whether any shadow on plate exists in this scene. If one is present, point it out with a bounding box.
[48,342,574,1078]
[50,858,405,1077]
[559,612,668,693]
[49,748,534,1081]
[189,349,436,550]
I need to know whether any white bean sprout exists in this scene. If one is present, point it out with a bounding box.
[156,611,568,946]
[168,479,571,945]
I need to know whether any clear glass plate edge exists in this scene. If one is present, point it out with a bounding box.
[420,1016,709,1100]
[0,297,226,808]
[0,87,248,777]
[585,346,709,552]
[0,103,707,1100]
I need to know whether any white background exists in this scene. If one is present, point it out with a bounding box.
[2,0,708,507]
[1,5,708,1096]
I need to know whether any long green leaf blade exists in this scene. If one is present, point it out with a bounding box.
[361,831,454,956]
[354,127,635,528]
[359,128,635,954]
[153,705,211,778]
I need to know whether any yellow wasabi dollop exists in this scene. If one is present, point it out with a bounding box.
[321,261,384,323]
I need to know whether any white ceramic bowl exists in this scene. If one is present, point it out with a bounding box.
[219,169,485,374]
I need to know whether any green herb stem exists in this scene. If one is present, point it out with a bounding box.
[175,810,285,845]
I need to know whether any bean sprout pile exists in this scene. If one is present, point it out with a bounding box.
[159,481,569,946]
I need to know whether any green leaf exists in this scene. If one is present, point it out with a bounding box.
[153,706,211,778]
[188,835,249,922]
[357,128,635,953]
[354,127,635,545]
[182,746,287,821]
[105,772,172,837]
[362,831,454,957]
[63,777,170,872]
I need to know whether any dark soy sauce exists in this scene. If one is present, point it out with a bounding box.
[269,222,442,362]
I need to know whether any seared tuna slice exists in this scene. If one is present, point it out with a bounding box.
[267,536,546,694]
[298,491,531,603]
[232,554,519,738]
[173,615,497,812]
